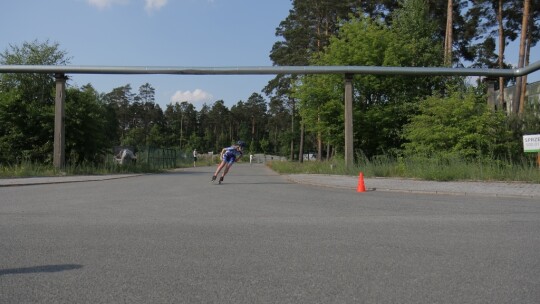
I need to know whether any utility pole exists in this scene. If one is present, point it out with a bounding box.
[251,115,255,143]
[179,112,183,150]
[344,74,354,168]
[53,73,67,169]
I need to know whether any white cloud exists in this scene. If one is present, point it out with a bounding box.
[87,0,129,9]
[86,0,167,11]
[145,0,168,12]
[171,89,213,106]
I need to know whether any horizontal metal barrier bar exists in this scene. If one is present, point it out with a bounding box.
[1,61,539,77]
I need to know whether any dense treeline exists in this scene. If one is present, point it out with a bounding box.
[266,0,539,162]
[1,0,539,166]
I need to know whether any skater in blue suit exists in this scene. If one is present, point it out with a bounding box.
[212,140,246,184]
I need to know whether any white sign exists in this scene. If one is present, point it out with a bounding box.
[523,134,540,152]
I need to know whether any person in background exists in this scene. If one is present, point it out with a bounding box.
[212,141,246,184]
[193,149,197,167]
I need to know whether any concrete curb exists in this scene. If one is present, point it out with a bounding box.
[285,174,540,199]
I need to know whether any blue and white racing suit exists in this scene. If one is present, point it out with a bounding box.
[222,146,243,164]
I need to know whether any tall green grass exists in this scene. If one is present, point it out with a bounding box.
[0,161,59,178]
[0,151,213,178]
[268,155,540,183]
[0,161,160,178]
[4,155,539,183]
[0,158,196,178]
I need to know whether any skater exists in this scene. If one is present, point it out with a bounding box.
[212,141,246,184]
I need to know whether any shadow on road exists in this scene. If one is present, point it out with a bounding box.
[0,264,83,276]
[214,182,291,185]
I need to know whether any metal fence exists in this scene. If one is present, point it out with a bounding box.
[111,146,186,170]
[139,147,180,169]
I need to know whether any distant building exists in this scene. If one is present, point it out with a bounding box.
[303,153,316,161]
[491,81,540,112]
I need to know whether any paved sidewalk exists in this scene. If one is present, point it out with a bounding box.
[286,174,540,199]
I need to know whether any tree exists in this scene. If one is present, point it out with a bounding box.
[466,0,521,110]
[295,73,342,159]
[0,90,54,163]
[514,0,531,113]
[259,137,269,155]
[231,96,268,146]
[0,39,70,104]
[244,93,268,144]
[197,104,212,152]
[402,86,511,159]
[207,100,231,151]
[132,83,157,146]
[427,0,471,62]
[103,85,135,142]
[444,0,454,65]
[266,0,370,161]
[267,96,293,155]
[0,40,70,163]
[295,1,445,158]
[65,85,111,164]
[164,101,197,149]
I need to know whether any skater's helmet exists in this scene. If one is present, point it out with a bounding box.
[236,140,246,148]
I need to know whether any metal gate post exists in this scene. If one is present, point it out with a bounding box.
[53,73,67,169]
[344,74,354,168]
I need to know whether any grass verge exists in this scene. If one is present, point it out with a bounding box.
[0,160,195,178]
[267,156,540,183]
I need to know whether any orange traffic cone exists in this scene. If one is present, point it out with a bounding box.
[357,172,366,192]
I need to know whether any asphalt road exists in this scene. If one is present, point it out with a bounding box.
[1,164,539,303]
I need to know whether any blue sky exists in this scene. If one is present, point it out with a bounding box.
[1,0,538,111]
[1,0,292,110]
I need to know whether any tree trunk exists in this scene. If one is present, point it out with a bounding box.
[444,0,453,65]
[317,112,322,161]
[274,124,278,154]
[519,12,532,114]
[326,140,331,161]
[514,0,530,114]
[290,98,295,161]
[497,0,505,111]
[180,114,183,150]
[298,121,304,163]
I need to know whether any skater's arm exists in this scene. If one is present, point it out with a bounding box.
[235,151,243,162]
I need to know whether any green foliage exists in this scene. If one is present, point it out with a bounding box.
[295,5,445,159]
[187,133,203,153]
[0,83,54,164]
[0,39,70,104]
[249,140,256,155]
[295,74,343,147]
[402,86,512,159]
[0,40,70,164]
[358,101,417,157]
[259,138,269,154]
[65,85,112,164]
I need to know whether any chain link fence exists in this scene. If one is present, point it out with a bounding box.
[109,146,189,170]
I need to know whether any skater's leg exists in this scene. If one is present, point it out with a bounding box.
[214,161,226,176]
[221,163,233,177]
[213,161,226,181]
[218,163,234,184]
